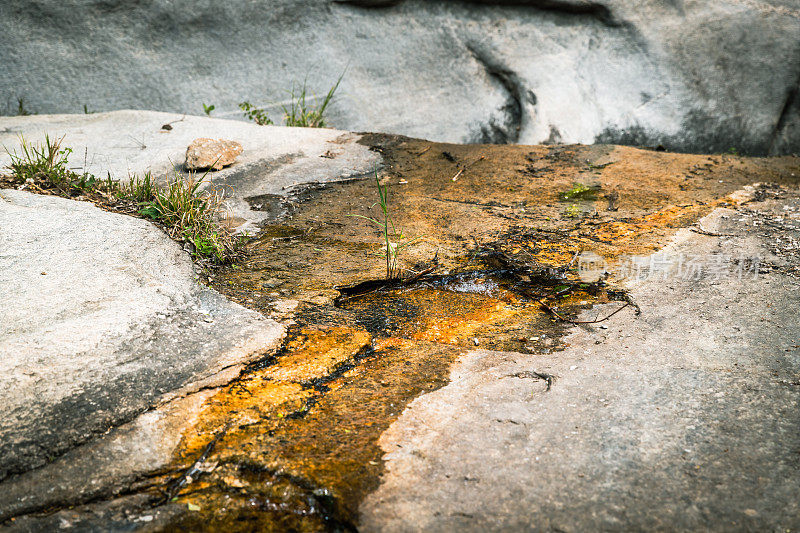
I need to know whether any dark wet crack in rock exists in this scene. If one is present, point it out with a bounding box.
[465,41,532,144]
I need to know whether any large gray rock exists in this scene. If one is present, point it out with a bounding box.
[0,0,798,154]
[360,202,800,531]
[0,189,285,484]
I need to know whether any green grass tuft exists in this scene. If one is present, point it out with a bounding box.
[282,73,342,128]
[138,171,234,262]
[119,171,157,203]
[239,72,344,129]
[3,137,236,263]
[5,134,81,191]
[16,97,33,116]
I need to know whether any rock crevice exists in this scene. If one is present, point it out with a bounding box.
[769,73,800,155]
[465,41,534,143]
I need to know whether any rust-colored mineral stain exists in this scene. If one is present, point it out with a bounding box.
[158,138,799,531]
[175,327,371,460]
[340,280,526,344]
[267,327,372,382]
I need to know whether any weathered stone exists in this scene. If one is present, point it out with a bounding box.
[0,1,798,154]
[185,137,243,170]
[0,189,285,486]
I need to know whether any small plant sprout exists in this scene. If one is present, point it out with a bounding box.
[202,103,215,116]
[282,73,343,128]
[560,183,600,201]
[348,170,419,280]
[240,72,344,128]
[564,203,582,218]
[239,101,274,125]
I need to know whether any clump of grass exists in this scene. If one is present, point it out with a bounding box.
[282,74,342,128]
[16,97,33,116]
[560,182,600,201]
[119,171,158,203]
[348,170,419,280]
[240,72,343,128]
[239,101,274,125]
[5,134,82,191]
[3,136,235,263]
[138,172,233,262]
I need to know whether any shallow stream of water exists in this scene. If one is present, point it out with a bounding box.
[162,264,606,531]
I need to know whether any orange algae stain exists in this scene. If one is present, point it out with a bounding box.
[174,326,372,462]
[176,380,311,461]
[161,141,800,530]
[339,280,543,346]
[266,327,372,382]
[410,294,520,344]
[584,194,748,260]
[373,336,416,351]
[514,198,743,270]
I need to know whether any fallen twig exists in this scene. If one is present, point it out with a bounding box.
[507,371,556,391]
[416,146,431,156]
[402,265,436,284]
[451,155,486,181]
[691,224,733,237]
[465,155,486,169]
[160,114,187,131]
[334,255,438,302]
[162,422,230,502]
[538,298,631,325]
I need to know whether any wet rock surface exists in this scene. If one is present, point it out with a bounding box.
[360,203,800,532]
[1,125,799,531]
[1,1,799,154]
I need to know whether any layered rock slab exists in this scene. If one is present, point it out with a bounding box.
[1,0,798,154]
[0,190,284,502]
[0,111,382,232]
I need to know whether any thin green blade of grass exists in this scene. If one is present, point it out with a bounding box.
[348,170,418,280]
